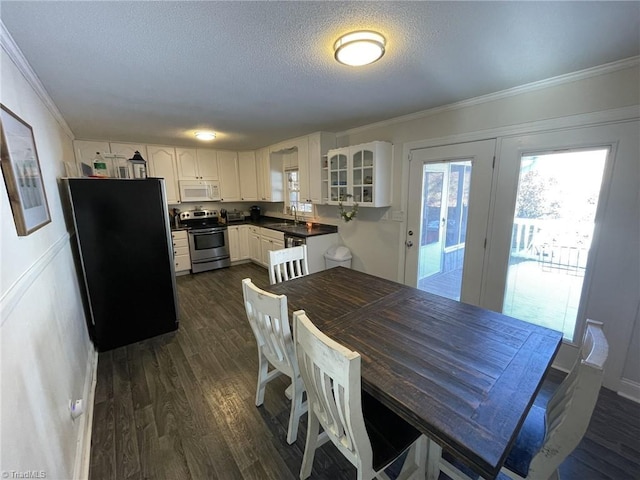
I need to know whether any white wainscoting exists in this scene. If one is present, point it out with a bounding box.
[0,234,95,479]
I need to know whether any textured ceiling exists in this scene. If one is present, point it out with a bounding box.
[2,1,639,150]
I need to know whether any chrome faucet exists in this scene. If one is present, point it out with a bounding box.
[291,205,298,225]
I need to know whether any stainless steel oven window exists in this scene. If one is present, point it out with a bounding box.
[192,230,225,250]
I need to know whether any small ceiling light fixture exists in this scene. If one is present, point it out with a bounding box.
[334,30,386,67]
[195,131,216,141]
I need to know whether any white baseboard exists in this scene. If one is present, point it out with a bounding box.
[618,378,640,404]
[72,347,99,480]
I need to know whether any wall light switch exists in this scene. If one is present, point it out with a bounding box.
[392,211,405,222]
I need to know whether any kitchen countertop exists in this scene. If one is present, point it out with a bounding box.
[171,216,338,237]
[226,216,338,238]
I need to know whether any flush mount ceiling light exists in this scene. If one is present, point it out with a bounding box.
[334,30,386,67]
[194,131,216,141]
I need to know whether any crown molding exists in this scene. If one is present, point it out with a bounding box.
[1,21,74,139]
[338,56,640,138]
[402,105,639,154]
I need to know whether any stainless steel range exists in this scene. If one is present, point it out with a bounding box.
[179,209,230,273]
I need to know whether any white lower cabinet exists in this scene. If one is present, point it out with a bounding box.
[248,226,262,263]
[246,225,337,271]
[172,230,191,275]
[239,225,250,259]
[229,225,250,262]
[259,227,284,267]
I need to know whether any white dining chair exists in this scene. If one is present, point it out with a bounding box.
[293,309,428,480]
[426,319,609,480]
[268,245,309,285]
[241,278,307,444]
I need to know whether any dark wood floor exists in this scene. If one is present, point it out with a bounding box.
[89,263,640,480]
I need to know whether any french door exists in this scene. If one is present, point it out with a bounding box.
[484,125,628,344]
[405,139,495,306]
[405,121,638,390]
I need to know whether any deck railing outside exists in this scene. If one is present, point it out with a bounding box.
[417,218,594,338]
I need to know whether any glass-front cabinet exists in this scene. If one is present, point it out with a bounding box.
[322,141,392,207]
[351,147,374,204]
[328,151,348,203]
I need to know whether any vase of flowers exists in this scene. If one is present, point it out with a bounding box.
[338,194,358,222]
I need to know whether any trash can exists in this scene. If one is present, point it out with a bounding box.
[324,245,352,269]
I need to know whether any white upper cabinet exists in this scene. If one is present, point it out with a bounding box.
[146,145,180,204]
[196,149,219,180]
[109,143,147,178]
[295,137,310,202]
[257,146,283,202]
[323,141,392,207]
[109,143,147,162]
[238,151,258,201]
[73,132,338,207]
[217,150,241,202]
[305,132,335,204]
[176,148,198,179]
[256,147,266,200]
[268,132,334,204]
[176,148,219,180]
[74,140,110,166]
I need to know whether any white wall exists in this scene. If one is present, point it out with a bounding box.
[1,33,94,478]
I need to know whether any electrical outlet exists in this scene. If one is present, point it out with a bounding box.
[69,399,84,420]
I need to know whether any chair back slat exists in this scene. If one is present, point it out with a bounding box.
[269,245,310,285]
[294,310,371,466]
[524,319,608,479]
[242,279,296,375]
[545,367,578,432]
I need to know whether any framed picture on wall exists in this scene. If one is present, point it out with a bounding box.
[0,104,51,236]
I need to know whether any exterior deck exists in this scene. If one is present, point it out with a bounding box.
[418,258,584,339]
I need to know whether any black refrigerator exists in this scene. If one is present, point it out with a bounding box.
[67,178,179,351]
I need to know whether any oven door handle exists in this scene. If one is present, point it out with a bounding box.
[189,228,225,235]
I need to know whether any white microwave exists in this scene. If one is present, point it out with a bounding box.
[179,180,221,202]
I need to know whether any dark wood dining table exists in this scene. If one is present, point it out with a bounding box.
[268,266,563,479]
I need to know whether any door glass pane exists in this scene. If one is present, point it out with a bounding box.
[502,149,607,340]
[418,161,472,300]
[421,171,443,247]
[445,164,471,248]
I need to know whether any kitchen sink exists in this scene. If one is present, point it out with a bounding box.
[266,222,296,228]
[266,222,311,233]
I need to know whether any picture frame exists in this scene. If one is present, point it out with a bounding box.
[1,104,51,236]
